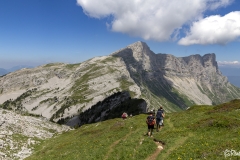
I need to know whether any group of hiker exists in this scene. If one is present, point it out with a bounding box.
[146,106,165,137]
[121,106,165,137]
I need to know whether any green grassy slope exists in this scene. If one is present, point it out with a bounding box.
[26,99,240,160]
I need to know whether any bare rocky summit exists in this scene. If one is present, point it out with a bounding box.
[112,41,240,110]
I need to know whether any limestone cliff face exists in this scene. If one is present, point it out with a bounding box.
[157,53,227,88]
[112,41,240,111]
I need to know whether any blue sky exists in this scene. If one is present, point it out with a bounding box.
[0,0,240,68]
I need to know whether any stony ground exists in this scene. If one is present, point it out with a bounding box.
[0,108,71,160]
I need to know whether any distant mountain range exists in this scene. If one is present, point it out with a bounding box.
[0,68,8,75]
[226,76,240,88]
[219,67,240,87]
[0,65,34,76]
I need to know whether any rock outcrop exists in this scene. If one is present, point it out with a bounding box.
[0,108,70,160]
[67,91,147,127]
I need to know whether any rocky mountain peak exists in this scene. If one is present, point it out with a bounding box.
[202,53,218,68]
[183,53,217,67]
[181,53,220,77]
[111,41,155,71]
[127,41,149,50]
[127,41,154,57]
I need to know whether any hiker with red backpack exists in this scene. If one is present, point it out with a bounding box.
[146,111,156,137]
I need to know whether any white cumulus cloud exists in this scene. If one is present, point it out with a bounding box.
[76,0,233,42]
[178,11,240,45]
[207,0,233,10]
[218,60,240,67]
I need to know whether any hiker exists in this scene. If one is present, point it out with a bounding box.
[146,111,156,137]
[156,106,165,132]
[122,112,128,120]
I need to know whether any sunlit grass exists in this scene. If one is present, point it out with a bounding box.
[26,99,240,160]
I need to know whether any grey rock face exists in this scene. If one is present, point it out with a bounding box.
[112,41,240,110]
[75,91,147,127]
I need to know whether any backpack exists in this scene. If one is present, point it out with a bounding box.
[147,116,155,125]
[122,113,127,118]
[156,110,164,119]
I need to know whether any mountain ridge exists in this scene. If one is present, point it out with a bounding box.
[0,41,239,126]
[112,41,238,107]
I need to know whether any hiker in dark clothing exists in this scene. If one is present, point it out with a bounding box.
[146,111,156,137]
[156,106,165,132]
